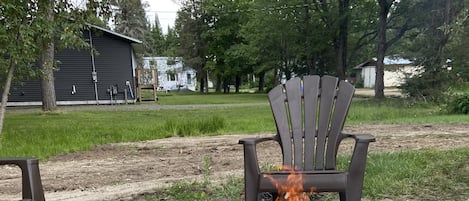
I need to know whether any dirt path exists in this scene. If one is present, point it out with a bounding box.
[1,123,469,201]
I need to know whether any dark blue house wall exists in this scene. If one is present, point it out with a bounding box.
[5,28,137,105]
[54,48,95,101]
[91,32,135,102]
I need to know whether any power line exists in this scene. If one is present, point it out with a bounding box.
[146,2,314,15]
[216,3,312,14]
[146,10,179,13]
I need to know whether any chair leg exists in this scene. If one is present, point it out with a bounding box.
[346,141,372,201]
[0,158,45,201]
[244,176,259,201]
[241,142,262,201]
[339,192,346,201]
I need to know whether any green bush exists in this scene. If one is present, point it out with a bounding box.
[399,71,451,103]
[447,93,469,114]
[354,78,364,88]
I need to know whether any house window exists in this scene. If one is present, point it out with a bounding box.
[187,74,192,84]
[167,58,177,65]
[149,60,156,67]
[167,70,177,81]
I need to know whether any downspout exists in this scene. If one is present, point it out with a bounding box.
[89,30,99,104]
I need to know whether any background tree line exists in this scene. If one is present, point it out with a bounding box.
[1,0,468,117]
[144,0,469,100]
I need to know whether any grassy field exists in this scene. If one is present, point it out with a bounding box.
[1,93,469,200]
[2,96,469,159]
[138,148,469,201]
[154,91,268,105]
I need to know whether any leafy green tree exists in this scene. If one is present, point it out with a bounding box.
[0,1,39,135]
[241,0,310,88]
[202,0,252,93]
[399,0,468,101]
[112,0,151,65]
[175,0,209,92]
[347,0,378,68]
[446,5,469,80]
[310,0,364,80]
[374,0,427,99]
[0,0,110,135]
[148,15,165,56]
[163,27,179,56]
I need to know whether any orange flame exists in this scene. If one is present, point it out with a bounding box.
[263,166,315,201]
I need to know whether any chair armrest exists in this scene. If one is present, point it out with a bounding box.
[341,133,376,143]
[238,135,279,179]
[238,135,278,145]
[0,158,45,201]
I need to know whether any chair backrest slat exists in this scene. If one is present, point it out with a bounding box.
[285,78,303,168]
[269,75,354,171]
[325,80,355,169]
[268,85,292,166]
[314,76,338,170]
[303,75,320,171]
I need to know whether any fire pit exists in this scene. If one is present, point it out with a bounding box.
[263,166,315,201]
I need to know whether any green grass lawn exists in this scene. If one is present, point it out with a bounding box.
[1,93,469,200]
[145,90,268,105]
[0,105,274,159]
[2,97,469,159]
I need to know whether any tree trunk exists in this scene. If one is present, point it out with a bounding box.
[215,73,222,93]
[375,0,390,99]
[204,71,209,93]
[0,61,16,137]
[223,76,230,93]
[337,0,349,80]
[309,54,317,75]
[41,41,57,111]
[257,71,265,92]
[40,0,57,111]
[235,75,241,93]
[274,68,281,86]
[437,0,451,67]
[199,76,205,93]
[303,0,315,76]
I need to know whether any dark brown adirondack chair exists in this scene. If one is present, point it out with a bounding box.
[239,75,375,201]
[0,158,45,201]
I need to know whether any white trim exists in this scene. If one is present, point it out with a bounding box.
[86,23,142,44]
[4,100,136,106]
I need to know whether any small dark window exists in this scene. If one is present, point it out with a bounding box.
[187,74,192,84]
[149,60,156,66]
[167,70,177,81]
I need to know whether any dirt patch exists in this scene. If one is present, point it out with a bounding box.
[1,123,469,201]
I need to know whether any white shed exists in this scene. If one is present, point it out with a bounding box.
[354,57,421,88]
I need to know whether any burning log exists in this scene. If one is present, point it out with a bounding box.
[263,166,315,201]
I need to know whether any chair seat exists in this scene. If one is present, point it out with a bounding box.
[259,170,348,192]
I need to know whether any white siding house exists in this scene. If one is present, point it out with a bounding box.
[354,57,421,88]
[143,57,197,91]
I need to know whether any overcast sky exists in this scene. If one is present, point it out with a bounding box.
[145,0,180,34]
[70,0,180,34]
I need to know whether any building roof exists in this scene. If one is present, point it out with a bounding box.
[354,56,414,69]
[86,23,142,44]
[383,57,412,65]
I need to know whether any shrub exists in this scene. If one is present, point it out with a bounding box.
[447,93,469,114]
[399,71,451,103]
[354,78,364,88]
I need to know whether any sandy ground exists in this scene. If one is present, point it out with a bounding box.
[1,123,469,201]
